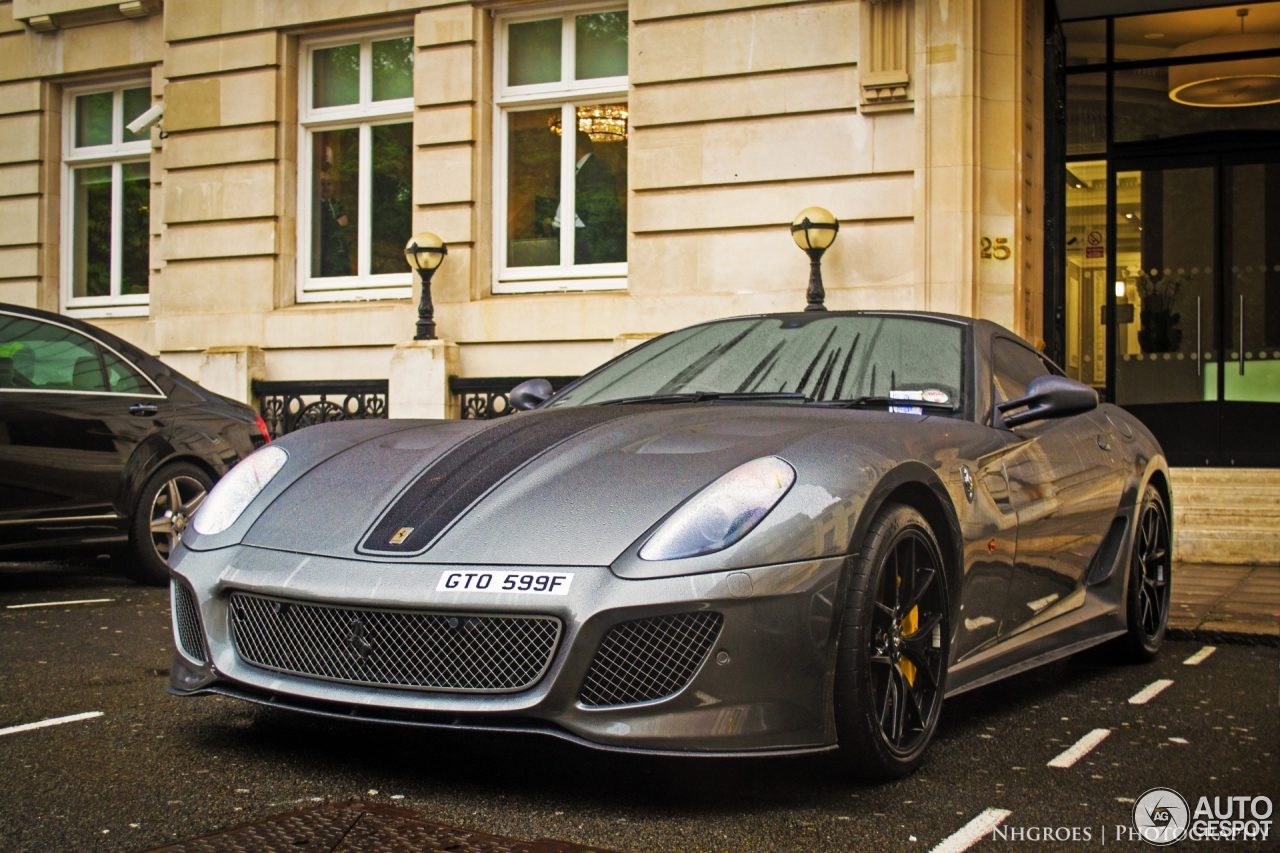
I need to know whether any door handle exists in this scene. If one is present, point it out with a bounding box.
[128,402,159,417]
[1196,296,1201,377]
[1239,294,1245,376]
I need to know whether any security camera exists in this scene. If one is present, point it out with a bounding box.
[125,103,164,136]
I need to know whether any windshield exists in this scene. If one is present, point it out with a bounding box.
[548,315,965,408]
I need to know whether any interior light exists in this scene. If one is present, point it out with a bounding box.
[1116,281,1126,298]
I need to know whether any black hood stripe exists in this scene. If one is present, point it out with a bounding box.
[359,407,643,555]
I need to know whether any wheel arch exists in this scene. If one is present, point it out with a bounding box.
[843,461,965,632]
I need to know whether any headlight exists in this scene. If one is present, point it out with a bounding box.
[192,445,288,535]
[640,456,795,561]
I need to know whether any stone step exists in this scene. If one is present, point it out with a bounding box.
[1176,507,1280,529]
[1170,468,1280,486]
[1173,487,1280,507]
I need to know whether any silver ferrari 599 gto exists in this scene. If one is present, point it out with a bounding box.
[169,311,1172,779]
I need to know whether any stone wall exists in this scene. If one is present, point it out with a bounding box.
[0,0,1046,388]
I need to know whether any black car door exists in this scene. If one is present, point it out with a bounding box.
[0,313,171,548]
[991,338,1120,639]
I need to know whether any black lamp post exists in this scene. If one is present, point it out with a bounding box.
[790,206,839,312]
[404,231,448,340]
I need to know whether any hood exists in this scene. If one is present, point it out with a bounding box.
[242,405,848,566]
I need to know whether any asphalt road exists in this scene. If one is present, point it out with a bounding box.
[1,558,1277,853]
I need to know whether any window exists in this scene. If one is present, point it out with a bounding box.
[0,313,158,396]
[495,6,629,293]
[62,82,153,318]
[992,338,1050,405]
[298,31,415,302]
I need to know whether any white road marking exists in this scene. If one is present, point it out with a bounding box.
[6,598,114,610]
[1048,728,1111,768]
[1169,737,1189,744]
[0,711,103,737]
[1183,646,1216,666]
[930,808,1013,853]
[1128,679,1174,705]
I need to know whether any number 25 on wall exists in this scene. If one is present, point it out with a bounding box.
[980,237,1011,260]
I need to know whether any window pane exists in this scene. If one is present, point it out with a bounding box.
[102,349,149,394]
[370,122,412,275]
[1063,19,1106,67]
[72,166,112,298]
[572,105,627,265]
[122,87,151,143]
[993,338,1050,403]
[75,92,112,147]
[1114,2,1280,63]
[1115,63,1280,142]
[313,44,360,108]
[509,19,561,86]
[0,316,104,392]
[576,11,628,80]
[507,108,561,267]
[1063,161,1108,389]
[311,128,360,278]
[121,161,150,295]
[372,37,414,101]
[1067,73,1106,156]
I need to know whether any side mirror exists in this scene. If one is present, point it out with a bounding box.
[996,374,1097,428]
[510,378,553,411]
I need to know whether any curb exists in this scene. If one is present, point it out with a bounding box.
[1166,626,1279,648]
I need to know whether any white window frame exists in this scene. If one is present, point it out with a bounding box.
[61,79,153,319]
[494,3,629,294]
[297,28,416,303]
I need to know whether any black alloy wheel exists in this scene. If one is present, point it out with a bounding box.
[126,462,213,586]
[1116,485,1171,662]
[835,503,949,779]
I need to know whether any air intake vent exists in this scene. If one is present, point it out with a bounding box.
[172,581,209,664]
[1087,517,1129,585]
[579,612,723,708]
[229,593,561,693]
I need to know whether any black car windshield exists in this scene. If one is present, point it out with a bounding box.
[547,315,965,409]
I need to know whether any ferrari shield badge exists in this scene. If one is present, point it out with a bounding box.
[389,527,414,545]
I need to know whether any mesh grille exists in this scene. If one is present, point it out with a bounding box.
[229,593,561,693]
[579,612,723,708]
[172,581,209,664]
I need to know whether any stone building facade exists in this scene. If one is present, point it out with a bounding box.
[0,0,1045,401]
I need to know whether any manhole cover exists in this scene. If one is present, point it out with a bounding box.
[142,800,620,853]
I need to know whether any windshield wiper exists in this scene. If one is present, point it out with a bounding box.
[815,395,959,412]
[595,391,810,406]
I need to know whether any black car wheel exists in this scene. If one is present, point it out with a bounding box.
[834,503,949,779]
[126,462,212,585]
[1115,485,1171,662]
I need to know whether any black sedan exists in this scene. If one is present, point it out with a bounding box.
[171,311,1171,779]
[0,303,268,584]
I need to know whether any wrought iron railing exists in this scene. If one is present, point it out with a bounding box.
[254,379,389,439]
[449,376,579,420]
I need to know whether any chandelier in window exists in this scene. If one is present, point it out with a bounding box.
[549,105,628,142]
[1167,10,1280,108]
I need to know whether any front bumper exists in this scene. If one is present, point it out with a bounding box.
[168,544,846,754]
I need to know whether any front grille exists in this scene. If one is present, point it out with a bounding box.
[228,593,561,693]
[172,581,209,664]
[579,611,723,708]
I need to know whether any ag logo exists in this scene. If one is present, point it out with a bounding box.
[1134,787,1189,846]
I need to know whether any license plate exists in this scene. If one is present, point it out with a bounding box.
[435,570,573,595]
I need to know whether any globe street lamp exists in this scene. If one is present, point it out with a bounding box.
[404,232,447,340]
[791,207,839,312]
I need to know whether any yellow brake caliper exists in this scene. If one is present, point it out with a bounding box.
[898,574,918,685]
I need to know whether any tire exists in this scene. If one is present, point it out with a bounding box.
[1113,485,1172,662]
[125,462,213,586]
[834,503,950,780]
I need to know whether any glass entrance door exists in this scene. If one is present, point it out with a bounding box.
[1222,158,1280,466]
[1112,152,1280,466]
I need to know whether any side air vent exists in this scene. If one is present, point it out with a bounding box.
[172,581,209,664]
[1086,517,1129,585]
[579,612,723,708]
